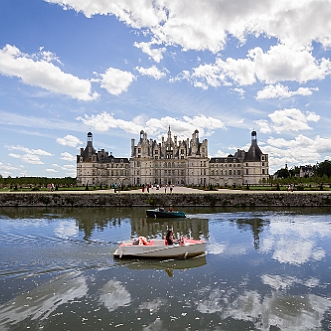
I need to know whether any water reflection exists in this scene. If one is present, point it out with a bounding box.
[0,271,88,326]
[117,255,207,277]
[1,207,331,330]
[260,216,331,265]
[230,217,269,249]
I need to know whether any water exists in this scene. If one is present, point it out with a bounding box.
[0,207,331,331]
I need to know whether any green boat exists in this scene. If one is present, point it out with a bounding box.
[146,208,186,218]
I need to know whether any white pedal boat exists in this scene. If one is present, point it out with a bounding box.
[114,237,206,259]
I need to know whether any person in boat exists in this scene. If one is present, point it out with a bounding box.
[159,206,165,212]
[165,229,177,245]
[169,205,173,212]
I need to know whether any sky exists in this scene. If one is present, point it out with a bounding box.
[1,0,331,178]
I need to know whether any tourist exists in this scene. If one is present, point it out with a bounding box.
[165,229,176,245]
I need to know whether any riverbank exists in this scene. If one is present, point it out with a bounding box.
[1,188,331,207]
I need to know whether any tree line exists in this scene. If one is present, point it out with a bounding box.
[272,160,331,186]
[0,176,76,188]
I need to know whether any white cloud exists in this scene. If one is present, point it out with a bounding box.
[8,153,21,159]
[134,42,166,63]
[262,134,331,174]
[186,57,256,89]
[180,44,331,90]
[255,108,320,134]
[99,67,136,95]
[146,114,226,138]
[76,112,226,139]
[0,45,99,101]
[0,162,19,177]
[250,45,331,84]
[46,168,58,173]
[56,134,82,147]
[6,145,53,165]
[232,87,245,99]
[6,145,53,156]
[60,152,76,161]
[76,111,143,133]
[46,0,331,53]
[21,154,44,165]
[256,84,319,100]
[135,65,166,80]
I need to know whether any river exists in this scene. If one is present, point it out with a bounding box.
[0,207,331,331]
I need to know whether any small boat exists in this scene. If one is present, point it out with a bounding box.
[114,236,206,259]
[146,208,186,218]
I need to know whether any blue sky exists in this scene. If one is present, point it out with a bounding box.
[1,0,331,178]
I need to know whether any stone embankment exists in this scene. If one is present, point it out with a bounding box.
[1,191,331,207]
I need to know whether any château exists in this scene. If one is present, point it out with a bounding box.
[77,128,269,187]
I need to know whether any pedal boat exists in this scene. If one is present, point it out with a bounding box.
[114,237,206,259]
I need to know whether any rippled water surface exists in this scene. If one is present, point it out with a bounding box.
[0,207,331,331]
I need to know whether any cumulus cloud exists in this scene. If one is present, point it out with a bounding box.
[184,57,255,89]
[46,1,331,92]
[21,154,44,164]
[6,145,53,165]
[0,45,99,101]
[250,45,331,84]
[56,134,82,147]
[76,111,226,138]
[46,168,58,173]
[178,44,331,90]
[60,152,76,161]
[99,67,136,95]
[76,111,143,133]
[6,145,53,156]
[8,153,21,159]
[135,65,166,79]
[261,134,331,174]
[46,0,331,52]
[255,108,320,134]
[256,84,319,100]
[134,42,166,63]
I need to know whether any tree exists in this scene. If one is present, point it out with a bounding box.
[316,160,331,178]
[276,167,290,178]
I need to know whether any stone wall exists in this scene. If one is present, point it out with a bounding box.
[1,192,331,207]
